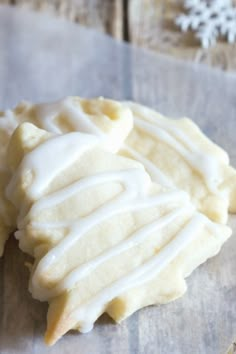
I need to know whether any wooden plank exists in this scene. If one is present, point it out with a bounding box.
[1,0,236,70]
[128,0,236,70]
[0,0,124,39]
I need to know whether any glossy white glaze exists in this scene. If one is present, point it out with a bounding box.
[133,116,223,193]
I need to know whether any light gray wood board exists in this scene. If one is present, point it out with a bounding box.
[0,5,235,354]
[3,0,236,71]
[128,0,236,71]
[0,0,124,39]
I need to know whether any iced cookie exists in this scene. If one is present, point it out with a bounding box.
[122,101,236,223]
[0,97,133,255]
[12,97,133,152]
[6,123,231,345]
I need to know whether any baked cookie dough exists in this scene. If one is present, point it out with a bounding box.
[0,97,133,255]
[122,101,236,223]
[1,96,235,256]
[6,123,231,345]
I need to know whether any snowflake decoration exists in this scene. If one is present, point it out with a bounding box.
[176,0,236,48]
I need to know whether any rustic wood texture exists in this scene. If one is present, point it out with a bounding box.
[128,0,236,70]
[5,0,124,39]
[1,0,236,70]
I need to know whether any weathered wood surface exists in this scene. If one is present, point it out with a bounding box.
[128,0,236,71]
[1,0,236,70]
[2,0,124,39]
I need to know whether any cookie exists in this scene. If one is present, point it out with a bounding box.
[122,101,236,223]
[0,97,133,255]
[6,123,231,345]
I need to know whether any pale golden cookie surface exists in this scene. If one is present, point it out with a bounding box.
[0,97,133,255]
[122,101,236,223]
[6,123,231,345]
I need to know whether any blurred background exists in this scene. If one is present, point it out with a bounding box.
[1,0,236,71]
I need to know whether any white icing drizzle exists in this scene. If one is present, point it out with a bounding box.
[35,98,103,136]
[34,98,134,153]
[133,116,222,193]
[31,208,187,300]
[27,168,189,300]
[123,144,174,188]
[51,208,186,293]
[0,97,128,249]
[8,124,223,334]
[6,132,99,201]
[72,213,209,332]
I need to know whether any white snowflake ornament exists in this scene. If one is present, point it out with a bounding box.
[176,0,236,48]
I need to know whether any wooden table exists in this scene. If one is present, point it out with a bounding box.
[1,0,236,71]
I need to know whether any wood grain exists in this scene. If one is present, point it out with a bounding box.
[1,0,124,39]
[128,0,236,71]
[1,0,236,70]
